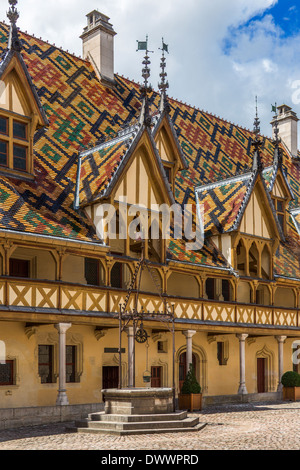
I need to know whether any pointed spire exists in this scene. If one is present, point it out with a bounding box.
[137,36,153,127]
[252,96,263,172]
[7,0,21,52]
[158,38,170,113]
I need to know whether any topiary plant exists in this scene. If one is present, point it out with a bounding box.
[181,363,201,394]
[281,371,300,387]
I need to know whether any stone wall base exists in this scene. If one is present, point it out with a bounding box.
[0,403,104,431]
[202,392,282,407]
[0,393,283,430]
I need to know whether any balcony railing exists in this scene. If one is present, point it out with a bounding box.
[0,277,299,329]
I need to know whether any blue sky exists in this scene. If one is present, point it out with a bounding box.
[1,0,300,141]
[250,0,300,36]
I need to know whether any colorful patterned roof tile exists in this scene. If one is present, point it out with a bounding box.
[0,23,300,274]
[195,173,255,236]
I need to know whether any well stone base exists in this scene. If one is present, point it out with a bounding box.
[103,388,174,415]
[72,388,205,435]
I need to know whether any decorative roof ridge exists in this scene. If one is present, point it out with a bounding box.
[0,20,84,61]
[195,170,254,193]
[79,123,141,158]
[229,171,258,232]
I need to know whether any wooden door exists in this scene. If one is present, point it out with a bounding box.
[257,358,266,393]
[151,366,162,387]
[102,366,119,389]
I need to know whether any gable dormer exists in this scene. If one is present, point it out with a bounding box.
[0,5,48,178]
[153,111,187,193]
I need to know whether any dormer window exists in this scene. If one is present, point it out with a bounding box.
[272,197,286,232]
[0,113,29,173]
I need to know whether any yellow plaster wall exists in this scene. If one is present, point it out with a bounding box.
[167,272,199,298]
[0,321,298,408]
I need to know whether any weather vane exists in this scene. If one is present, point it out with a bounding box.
[158,38,170,113]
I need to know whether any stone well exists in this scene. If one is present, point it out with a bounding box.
[102,387,174,415]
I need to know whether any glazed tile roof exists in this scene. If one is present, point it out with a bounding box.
[195,172,255,236]
[0,23,300,275]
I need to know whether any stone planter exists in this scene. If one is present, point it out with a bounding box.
[178,393,202,412]
[283,386,300,401]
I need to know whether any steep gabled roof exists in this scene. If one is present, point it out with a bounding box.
[0,22,300,273]
[0,47,48,128]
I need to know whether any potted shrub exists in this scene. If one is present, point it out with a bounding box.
[281,371,300,401]
[178,364,202,411]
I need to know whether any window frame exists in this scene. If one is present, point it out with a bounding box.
[66,345,77,383]
[272,196,286,234]
[38,344,55,384]
[0,111,31,175]
[0,359,14,386]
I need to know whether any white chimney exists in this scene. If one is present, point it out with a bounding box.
[271,104,299,157]
[80,10,116,87]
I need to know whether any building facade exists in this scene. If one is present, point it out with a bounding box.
[1,3,300,415]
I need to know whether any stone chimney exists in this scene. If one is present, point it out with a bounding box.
[80,10,116,87]
[271,104,299,157]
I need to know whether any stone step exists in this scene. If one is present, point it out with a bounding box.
[76,416,200,431]
[69,422,207,436]
[87,411,188,422]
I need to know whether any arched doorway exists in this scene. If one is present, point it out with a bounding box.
[179,352,197,392]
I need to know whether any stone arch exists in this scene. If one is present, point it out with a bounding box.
[176,343,208,394]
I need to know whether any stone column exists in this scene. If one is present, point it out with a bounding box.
[126,327,135,388]
[182,330,197,374]
[276,336,287,392]
[236,334,248,394]
[55,323,71,406]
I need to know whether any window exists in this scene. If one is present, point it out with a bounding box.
[0,360,14,386]
[0,117,8,135]
[273,197,285,232]
[111,262,122,288]
[85,257,99,285]
[217,342,228,366]
[163,165,172,184]
[157,341,168,353]
[66,345,76,383]
[9,258,30,278]
[205,278,231,301]
[0,140,8,167]
[38,345,54,384]
[0,113,30,173]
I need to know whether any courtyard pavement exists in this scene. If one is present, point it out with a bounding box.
[0,400,299,451]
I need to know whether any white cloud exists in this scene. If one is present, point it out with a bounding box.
[1,0,300,142]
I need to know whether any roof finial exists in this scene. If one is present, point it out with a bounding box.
[271,102,280,145]
[137,36,153,127]
[158,38,170,113]
[7,0,21,52]
[251,96,263,172]
[253,95,260,136]
[271,103,282,167]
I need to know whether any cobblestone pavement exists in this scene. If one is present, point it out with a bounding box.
[0,401,300,450]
